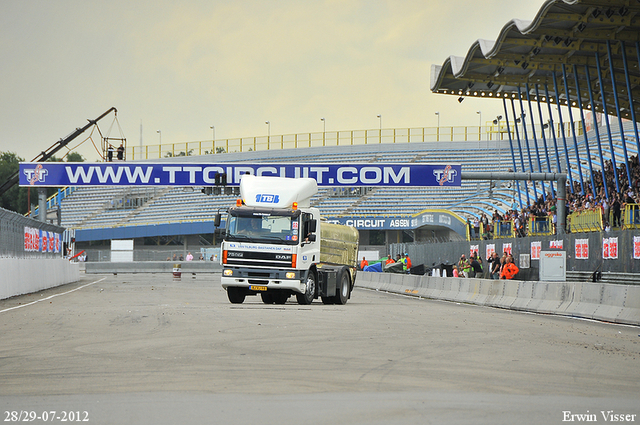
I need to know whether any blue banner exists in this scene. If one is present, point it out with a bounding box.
[19,162,461,187]
[328,210,467,233]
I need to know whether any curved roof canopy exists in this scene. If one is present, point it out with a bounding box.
[431,0,640,121]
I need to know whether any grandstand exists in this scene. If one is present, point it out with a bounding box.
[33,0,639,267]
[57,139,509,247]
[58,122,634,220]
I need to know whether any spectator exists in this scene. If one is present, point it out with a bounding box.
[360,256,368,270]
[500,256,519,280]
[107,145,114,162]
[489,252,501,280]
[186,252,193,261]
[117,143,125,160]
[404,253,412,270]
[469,255,482,278]
[458,255,470,278]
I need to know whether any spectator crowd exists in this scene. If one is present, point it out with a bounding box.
[468,154,640,239]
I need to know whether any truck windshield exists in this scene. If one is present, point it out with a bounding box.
[226,213,299,245]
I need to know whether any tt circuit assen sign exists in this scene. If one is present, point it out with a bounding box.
[19,162,461,188]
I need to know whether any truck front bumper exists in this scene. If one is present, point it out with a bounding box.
[220,267,306,294]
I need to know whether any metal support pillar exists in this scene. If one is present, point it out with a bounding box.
[535,84,554,196]
[510,98,531,206]
[526,83,547,201]
[562,64,585,195]
[552,73,574,193]
[38,188,47,223]
[621,41,640,158]
[574,64,599,197]
[595,51,620,192]
[517,87,539,200]
[502,97,523,210]
[461,172,567,235]
[607,40,632,189]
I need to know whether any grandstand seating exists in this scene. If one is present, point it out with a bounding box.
[57,121,639,232]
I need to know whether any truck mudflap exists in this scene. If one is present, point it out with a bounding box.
[315,264,354,305]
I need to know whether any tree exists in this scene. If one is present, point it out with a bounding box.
[66,151,84,162]
[0,151,28,214]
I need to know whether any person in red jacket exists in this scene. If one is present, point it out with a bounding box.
[500,255,519,280]
[360,257,368,270]
[404,253,412,270]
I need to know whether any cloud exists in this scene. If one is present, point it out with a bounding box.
[0,0,545,160]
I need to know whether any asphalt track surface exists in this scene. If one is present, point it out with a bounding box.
[0,273,638,425]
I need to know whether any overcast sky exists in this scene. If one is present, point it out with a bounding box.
[1,0,545,162]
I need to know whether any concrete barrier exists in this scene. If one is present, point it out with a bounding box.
[510,281,534,312]
[85,261,222,274]
[1,258,80,300]
[617,285,640,325]
[355,271,640,326]
[563,282,603,320]
[593,284,627,324]
[493,280,519,309]
[527,282,567,315]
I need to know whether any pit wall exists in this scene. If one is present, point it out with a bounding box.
[355,272,640,326]
[1,259,80,300]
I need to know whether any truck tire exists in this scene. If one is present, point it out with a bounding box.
[227,287,245,304]
[261,292,274,304]
[273,291,289,304]
[296,270,316,305]
[335,268,350,305]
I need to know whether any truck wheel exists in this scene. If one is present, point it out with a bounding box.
[273,292,289,304]
[321,296,334,305]
[227,287,245,304]
[261,292,274,304]
[296,270,316,305]
[336,268,350,305]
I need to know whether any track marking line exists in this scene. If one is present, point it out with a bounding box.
[0,277,107,314]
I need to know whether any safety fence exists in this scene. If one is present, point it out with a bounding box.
[622,204,640,230]
[569,208,603,233]
[126,121,581,160]
[467,206,640,241]
[528,216,555,236]
[0,207,65,259]
[391,228,640,279]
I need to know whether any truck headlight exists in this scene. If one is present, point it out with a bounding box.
[286,272,296,279]
[223,269,233,276]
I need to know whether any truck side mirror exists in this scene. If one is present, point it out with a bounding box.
[307,234,317,242]
[308,219,317,233]
[214,213,221,228]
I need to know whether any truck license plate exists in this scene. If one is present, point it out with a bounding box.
[250,285,268,291]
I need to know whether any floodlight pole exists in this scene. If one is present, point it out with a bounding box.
[461,172,567,235]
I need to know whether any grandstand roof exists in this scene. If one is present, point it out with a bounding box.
[431,0,640,121]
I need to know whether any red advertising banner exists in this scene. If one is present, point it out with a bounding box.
[603,237,618,260]
[531,241,541,260]
[486,244,495,260]
[575,239,589,259]
[550,240,563,249]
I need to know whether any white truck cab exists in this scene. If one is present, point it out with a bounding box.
[220,175,359,305]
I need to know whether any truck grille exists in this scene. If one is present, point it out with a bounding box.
[225,251,293,268]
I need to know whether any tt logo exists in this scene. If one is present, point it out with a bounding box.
[433,165,457,185]
[24,164,48,184]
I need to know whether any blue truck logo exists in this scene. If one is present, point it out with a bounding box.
[256,194,280,203]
